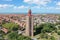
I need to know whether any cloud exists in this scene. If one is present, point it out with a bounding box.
[0,4,14,8]
[3,0,12,1]
[56,2,60,6]
[0,4,29,10]
[13,5,41,10]
[31,6,40,9]
[55,7,60,9]
[44,6,60,10]
[23,0,51,6]
[13,5,29,9]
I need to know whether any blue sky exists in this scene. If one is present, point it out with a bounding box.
[0,0,60,14]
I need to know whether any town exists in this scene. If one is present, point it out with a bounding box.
[0,13,60,28]
[0,10,60,40]
[0,0,60,40]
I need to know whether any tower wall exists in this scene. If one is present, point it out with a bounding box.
[25,9,33,37]
[25,16,33,37]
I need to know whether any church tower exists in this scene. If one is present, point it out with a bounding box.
[25,9,33,37]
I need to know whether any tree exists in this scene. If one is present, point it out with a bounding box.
[50,36,56,40]
[7,32,18,40]
[41,23,56,33]
[58,16,60,20]
[40,33,49,39]
[34,23,44,35]
[57,31,60,35]
[2,22,19,31]
[58,26,60,30]
[0,30,4,40]
[17,35,31,40]
[34,23,57,36]
[7,32,31,40]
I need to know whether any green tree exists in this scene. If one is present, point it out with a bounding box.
[7,32,31,40]
[58,26,60,30]
[57,31,60,35]
[17,35,31,40]
[41,23,56,33]
[0,30,4,40]
[58,16,60,20]
[34,23,57,36]
[40,33,49,39]
[50,36,56,40]
[7,32,18,40]
[2,22,19,31]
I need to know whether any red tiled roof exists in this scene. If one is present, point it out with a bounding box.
[1,28,8,33]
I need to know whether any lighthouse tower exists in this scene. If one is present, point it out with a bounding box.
[25,9,33,37]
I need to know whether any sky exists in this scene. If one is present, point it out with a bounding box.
[0,0,60,14]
